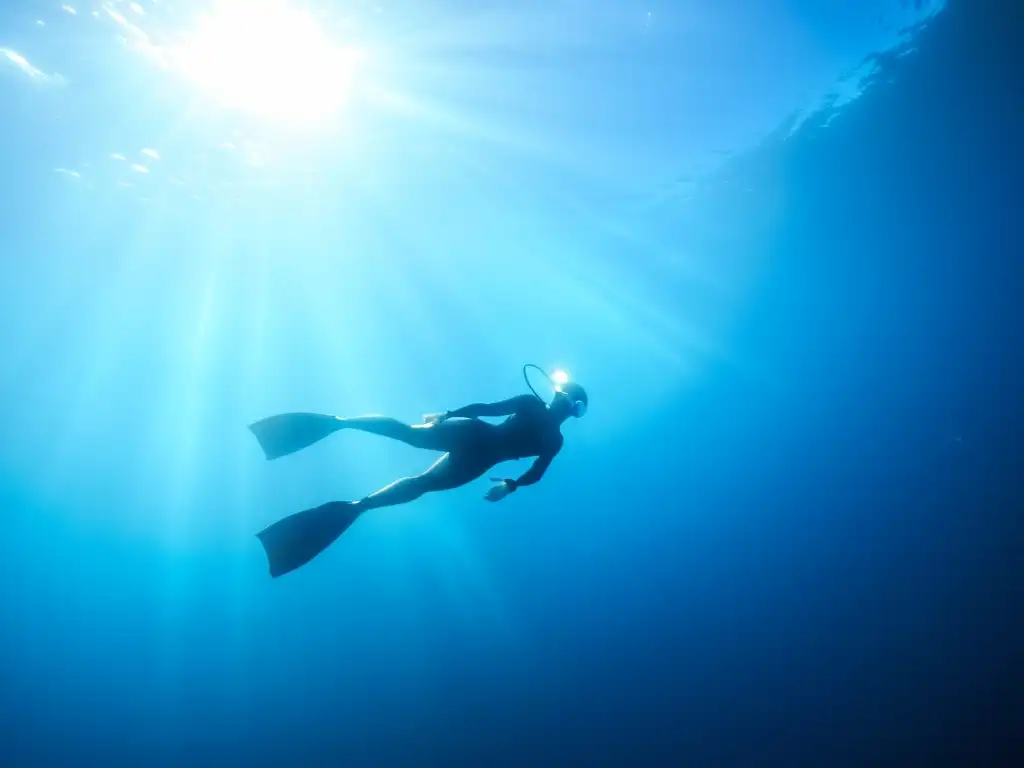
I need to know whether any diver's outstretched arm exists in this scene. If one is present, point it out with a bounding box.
[445,394,539,420]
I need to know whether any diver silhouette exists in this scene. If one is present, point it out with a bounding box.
[249,366,588,578]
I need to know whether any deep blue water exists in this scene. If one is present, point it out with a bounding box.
[1,0,1021,765]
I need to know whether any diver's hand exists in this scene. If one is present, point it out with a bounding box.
[484,480,513,502]
[422,412,449,425]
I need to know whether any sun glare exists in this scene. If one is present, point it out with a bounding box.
[173,1,362,124]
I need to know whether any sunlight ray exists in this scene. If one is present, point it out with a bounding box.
[340,172,503,391]
[0,200,119,409]
[417,515,532,648]
[288,227,383,416]
[364,86,561,167]
[44,215,172,498]
[401,142,728,379]
[222,231,273,672]
[161,219,235,547]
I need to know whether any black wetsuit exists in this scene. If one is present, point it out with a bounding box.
[250,393,568,578]
[442,394,564,489]
[258,393,566,512]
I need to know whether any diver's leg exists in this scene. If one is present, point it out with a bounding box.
[354,452,494,512]
[338,416,484,452]
[255,451,492,577]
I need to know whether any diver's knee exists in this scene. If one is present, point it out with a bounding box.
[412,472,446,495]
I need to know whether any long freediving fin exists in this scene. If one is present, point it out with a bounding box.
[248,412,344,460]
[256,502,363,578]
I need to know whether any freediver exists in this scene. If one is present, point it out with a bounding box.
[248,366,588,578]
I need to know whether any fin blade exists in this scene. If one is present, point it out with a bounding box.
[256,502,362,578]
[248,412,343,460]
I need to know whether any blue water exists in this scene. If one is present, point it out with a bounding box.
[3,0,1020,764]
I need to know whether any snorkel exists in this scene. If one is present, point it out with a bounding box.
[522,364,588,418]
[523,363,559,402]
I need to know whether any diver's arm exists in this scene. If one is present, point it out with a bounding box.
[508,452,556,490]
[508,433,564,490]
[444,394,537,420]
[484,441,561,502]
